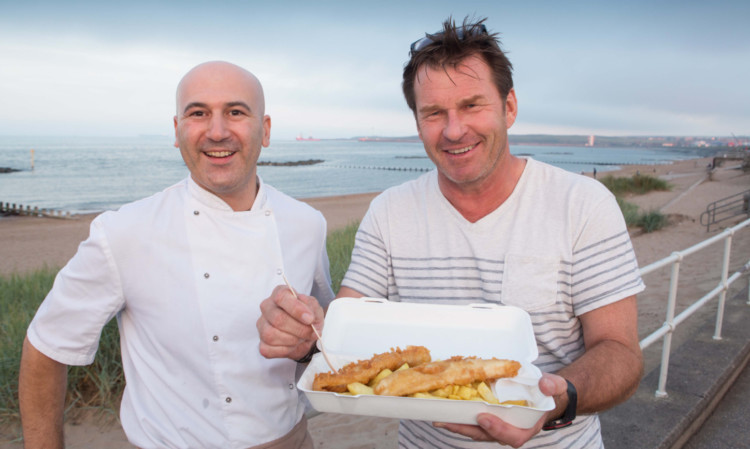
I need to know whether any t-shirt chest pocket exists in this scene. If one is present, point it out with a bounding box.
[502,253,559,310]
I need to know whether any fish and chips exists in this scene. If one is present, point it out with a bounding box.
[312,346,524,405]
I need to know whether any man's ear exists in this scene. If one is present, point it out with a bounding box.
[262,115,271,147]
[173,116,179,148]
[504,89,518,129]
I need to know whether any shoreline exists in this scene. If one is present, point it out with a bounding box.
[0,149,720,220]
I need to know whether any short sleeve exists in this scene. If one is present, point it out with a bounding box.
[340,195,390,298]
[570,193,644,316]
[27,215,125,366]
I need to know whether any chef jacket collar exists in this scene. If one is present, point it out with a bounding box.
[186,175,268,213]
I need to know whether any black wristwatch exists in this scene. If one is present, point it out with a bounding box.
[542,379,577,431]
[295,343,320,364]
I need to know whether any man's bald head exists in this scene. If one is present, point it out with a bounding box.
[176,61,266,117]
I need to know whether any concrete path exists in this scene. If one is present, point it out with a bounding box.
[600,287,750,449]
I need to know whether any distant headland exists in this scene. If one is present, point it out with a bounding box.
[293,134,748,149]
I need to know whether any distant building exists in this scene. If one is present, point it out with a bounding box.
[586,135,595,147]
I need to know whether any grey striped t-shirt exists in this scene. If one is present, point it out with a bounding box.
[341,158,644,448]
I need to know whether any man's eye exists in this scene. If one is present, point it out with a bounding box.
[188,110,205,117]
[229,110,245,116]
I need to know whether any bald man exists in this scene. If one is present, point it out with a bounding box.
[19,61,333,449]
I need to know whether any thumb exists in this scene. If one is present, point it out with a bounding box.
[539,373,568,397]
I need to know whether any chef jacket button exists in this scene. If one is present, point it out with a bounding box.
[193,210,200,216]
[276,269,282,275]
[288,383,294,390]
[204,273,210,279]
[212,335,219,342]
[265,210,271,216]
[225,397,232,403]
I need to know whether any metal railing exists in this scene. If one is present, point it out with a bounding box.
[699,189,750,232]
[639,217,750,398]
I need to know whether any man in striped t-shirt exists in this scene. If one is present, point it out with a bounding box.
[336,17,645,449]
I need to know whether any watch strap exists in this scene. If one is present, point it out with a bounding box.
[542,379,577,431]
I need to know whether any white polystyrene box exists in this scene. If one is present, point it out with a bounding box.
[298,297,555,428]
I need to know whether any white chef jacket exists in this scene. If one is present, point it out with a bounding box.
[27,176,334,449]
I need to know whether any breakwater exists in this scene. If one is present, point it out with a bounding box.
[1,202,73,219]
[330,165,431,172]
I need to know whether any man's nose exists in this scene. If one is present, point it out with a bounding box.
[442,110,466,141]
[207,115,230,141]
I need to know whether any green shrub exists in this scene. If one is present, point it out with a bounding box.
[603,174,670,233]
[614,197,668,233]
[616,197,641,227]
[0,268,58,420]
[326,221,359,293]
[638,210,668,233]
[600,174,670,196]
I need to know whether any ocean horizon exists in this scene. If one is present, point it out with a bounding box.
[0,135,715,215]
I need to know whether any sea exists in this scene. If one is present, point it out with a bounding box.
[0,135,715,215]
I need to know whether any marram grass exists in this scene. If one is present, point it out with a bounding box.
[606,174,671,233]
[599,173,671,196]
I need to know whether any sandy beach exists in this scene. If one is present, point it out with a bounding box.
[2,156,749,448]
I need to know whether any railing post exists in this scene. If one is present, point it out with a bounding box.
[713,231,733,340]
[656,252,682,398]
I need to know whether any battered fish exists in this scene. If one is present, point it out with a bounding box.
[373,356,521,397]
[312,345,432,393]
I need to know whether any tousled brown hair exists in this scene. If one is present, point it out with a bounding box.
[402,17,514,113]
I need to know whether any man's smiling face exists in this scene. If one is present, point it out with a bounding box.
[414,55,516,191]
[174,62,270,211]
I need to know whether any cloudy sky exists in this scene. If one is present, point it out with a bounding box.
[1,0,748,140]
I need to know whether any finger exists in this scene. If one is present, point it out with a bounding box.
[257,314,312,347]
[475,413,540,448]
[258,338,309,360]
[272,284,317,326]
[296,293,325,327]
[257,314,315,359]
[258,301,314,346]
[433,423,492,441]
[267,286,315,334]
